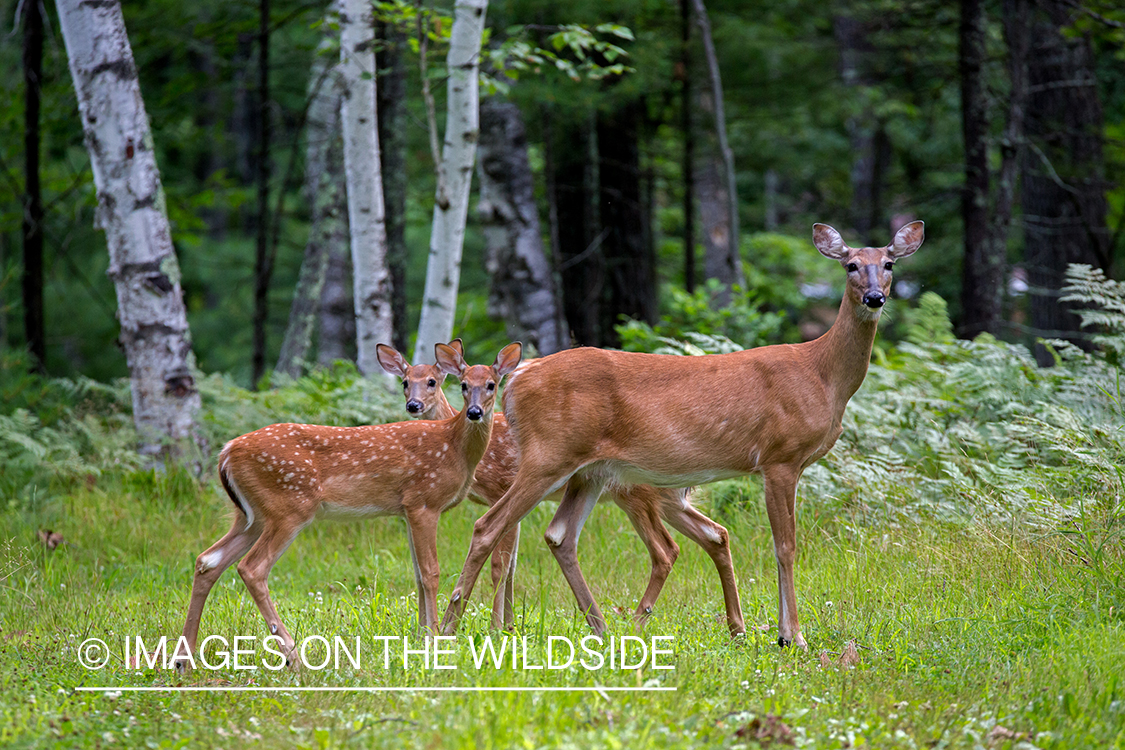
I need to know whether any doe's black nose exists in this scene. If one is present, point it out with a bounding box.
[862,291,886,308]
[466,405,484,421]
[406,400,424,414]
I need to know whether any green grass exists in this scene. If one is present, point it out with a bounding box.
[2,466,1123,749]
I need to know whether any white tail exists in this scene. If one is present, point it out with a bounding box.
[175,342,522,669]
[379,340,745,636]
[440,221,925,647]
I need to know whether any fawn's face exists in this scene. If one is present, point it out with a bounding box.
[435,341,523,423]
[458,365,502,423]
[813,220,925,319]
[377,342,461,419]
[400,364,447,418]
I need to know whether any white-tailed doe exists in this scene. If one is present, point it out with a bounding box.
[175,342,522,669]
[440,221,925,648]
[378,340,745,636]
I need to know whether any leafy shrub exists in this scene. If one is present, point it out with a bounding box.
[200,360,402,451]
[741,231,837,316]
[617,280,784,353]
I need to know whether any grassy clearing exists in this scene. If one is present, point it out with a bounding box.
[3,283,1125,747]
[1,464,1122,749]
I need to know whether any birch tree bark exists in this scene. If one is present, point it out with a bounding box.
[277,26,344,379]
[55,0,202,459]
[477,97,568,356]
[412,0,489,364]
[340,0,394,376]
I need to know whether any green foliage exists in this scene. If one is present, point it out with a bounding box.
[200,362,403,457]
[0,351,140,508]
[741,232,837,318]
[616,280,784,353]
[902,291,956,346]
[1058,263,1125,366]
[484,23,635,94]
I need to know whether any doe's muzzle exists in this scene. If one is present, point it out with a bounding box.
[862,291,886,308]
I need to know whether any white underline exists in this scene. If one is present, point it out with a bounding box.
[75,686,676,693]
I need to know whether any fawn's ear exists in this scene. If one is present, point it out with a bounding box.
[890,220,925,259]
[493,342,523,379]
[813,223,848,260]
[376,344,409,377]
[446,338,464,358]
[434,342,467,378]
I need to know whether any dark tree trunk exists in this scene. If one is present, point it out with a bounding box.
[959,0,1002,338]
[251,0,272,387]
[992,0,1029,276]
[680,0,696,293]
[690,0,740,300]
[834,14,888,246]
[477,98,568,355]
[549,113,602,347]
[318,235,355,367]
[22,0,45,373]
[697,151,731,289]
[1021,0,1109,363]
[377,18,409,355]
[598,99,656,347]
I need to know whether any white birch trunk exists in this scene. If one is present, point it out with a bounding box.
[412,0,489,364]
[340,0,393,376]
[55,0,202,460]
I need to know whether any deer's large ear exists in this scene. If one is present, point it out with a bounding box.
[813,223,847,260]
[493,342,523,379]
[890,220,925,259]
[446,338,465,358]
[434,343,466,378]
[376,344,409,377]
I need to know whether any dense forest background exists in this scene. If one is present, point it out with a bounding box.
[2,0,1124,388]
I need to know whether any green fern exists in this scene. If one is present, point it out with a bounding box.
[1058,263,1125,366]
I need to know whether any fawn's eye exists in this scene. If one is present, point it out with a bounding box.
[487,382,495,391]
[884,262,894,271]
[461,382,468,392]
[846,263,859,273]
[401,381,407,390]
[427,379,436,387]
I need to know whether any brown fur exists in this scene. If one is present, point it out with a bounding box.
[174,343,522,670]
[440,221,925,648]
[378,341,745,636]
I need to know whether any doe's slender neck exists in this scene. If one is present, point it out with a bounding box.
[809,293,881,408]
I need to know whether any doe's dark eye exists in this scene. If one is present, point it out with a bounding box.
[846,263,859,273]
[884,262,894,271]
[427,379,436,387]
